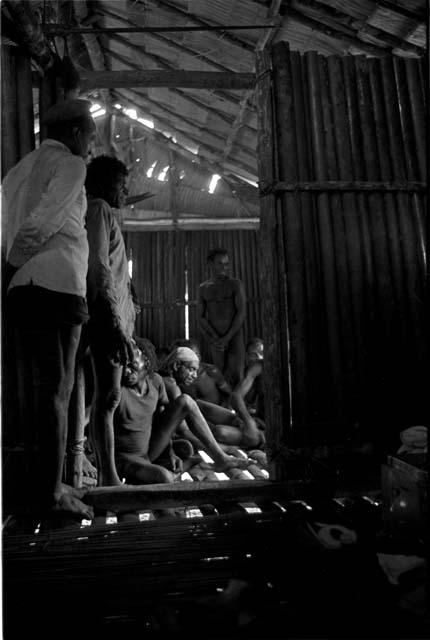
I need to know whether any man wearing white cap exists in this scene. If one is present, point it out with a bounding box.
[2,99,96,518]
[159,346,250,471]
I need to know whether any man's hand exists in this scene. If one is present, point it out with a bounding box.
[211,336,229,351]
[109,327,135,367]
[169,452,183,474]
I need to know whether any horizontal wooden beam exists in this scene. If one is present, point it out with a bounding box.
[84,480,303,512]
[262,180,428,194]
[44,23,277,35]
[122,217,260,231]
[80,70,255,90]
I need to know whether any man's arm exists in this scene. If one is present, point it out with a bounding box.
[197,283,219,342]
[86,201,134,365]
[7,156,86,268]
[230,363,262,437]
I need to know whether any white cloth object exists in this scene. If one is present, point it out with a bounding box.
[176,346,199,363]
[397,426,427,454]
[3,139,88,297]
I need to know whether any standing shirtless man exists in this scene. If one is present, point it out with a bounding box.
[197,249,246,387]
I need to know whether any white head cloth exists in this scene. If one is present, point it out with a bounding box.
[175,346,199,364]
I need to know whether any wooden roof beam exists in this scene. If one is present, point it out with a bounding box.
[113,90,257,176]
[223,1,282,162]
[151,0,256,52]
[95,5,254,72]
[118,87,255,158]
[292,0,424,56]
[80,69,254,91]
[282,8,389,56]
[112,97,257,185]
[107,34,247,108]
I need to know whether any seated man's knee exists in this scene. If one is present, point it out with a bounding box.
[175,394,195,412]
[212,424,230,441]
[152,465,174,483]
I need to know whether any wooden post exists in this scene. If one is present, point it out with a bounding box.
[1,45,19,177]
[15,50,35,157]
[255,49,291,480]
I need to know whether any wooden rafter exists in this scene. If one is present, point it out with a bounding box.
[116,87,255,158]
[151,0,256,52]
[80,69,255,90]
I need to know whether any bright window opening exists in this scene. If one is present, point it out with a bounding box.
[128,259,133,278]
[157,165,169,181]
[184,268,189,339]
[146,161,157,178]
[208,173,221,194]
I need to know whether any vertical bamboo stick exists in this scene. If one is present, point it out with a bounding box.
[15,51,35,158]
[1,46,19,176]
[379,57,421,355]
[272,41,308,447]
[256,48,289,477]
[319,54,356,435]
[289,49,320,442]
[306,50,343,424]
[405,58,426,182]
[327,55,366,427]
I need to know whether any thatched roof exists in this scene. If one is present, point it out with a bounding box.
[1,0,427,227]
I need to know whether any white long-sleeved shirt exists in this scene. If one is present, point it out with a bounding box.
[2,139,89,297]
[86,198,136,337]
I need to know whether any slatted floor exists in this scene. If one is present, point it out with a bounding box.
[5,489,401,639]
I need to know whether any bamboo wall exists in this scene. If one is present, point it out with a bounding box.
[124,229,262,357]
[257,43,427,471]
[1,45,35,178]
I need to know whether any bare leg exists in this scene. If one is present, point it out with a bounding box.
[224,331,245,388]
[66,346,86,488]
[196,399,238,426]
[118,457,174,484]
[89,347,123,486]
[31,324,92,516]
[149,395,250,471]
[209,343,226,373]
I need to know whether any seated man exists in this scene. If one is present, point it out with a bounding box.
[213,338,265,449]
[170,338,233,406]
[115,340,249,484]
[158,347,251,469]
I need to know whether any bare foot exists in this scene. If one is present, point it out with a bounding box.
[53,485,94,519]
[211,455,250,472]
[82,454,98,480]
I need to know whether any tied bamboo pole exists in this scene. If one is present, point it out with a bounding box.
[327,55,366,425]
[272,42,308,444]
[355,55,396,429]
[15,51,35,157]
[306,50,344,423]
[342,56,377,427]
[318,54,356,435]
[1,46,19,176]
[292,50,324,440]
[255,49,290,478]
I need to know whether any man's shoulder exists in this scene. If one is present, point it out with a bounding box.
[201,362,222,377]
[86,198,114,220]
[245,362,263,378]
[149,372,164,387]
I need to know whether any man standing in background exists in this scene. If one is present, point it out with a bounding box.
[197,248,246,388]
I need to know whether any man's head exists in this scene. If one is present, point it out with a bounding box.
[122,337,157,388]
[169,338,201,361]
[43,99,96,159]
[207,248,229,280]
[161,346,200,387]
[246,338,264,364]
[85,155,129,208]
